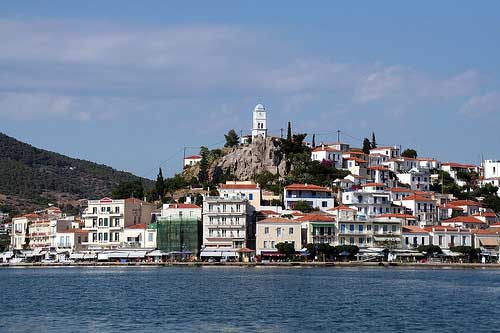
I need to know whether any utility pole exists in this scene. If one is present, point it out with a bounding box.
[183,147,187,171]
[280,128,283,139]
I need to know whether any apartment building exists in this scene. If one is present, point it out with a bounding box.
[284,184,334,211]
[255,217,301,256]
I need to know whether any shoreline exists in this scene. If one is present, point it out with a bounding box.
[1,262,500,269]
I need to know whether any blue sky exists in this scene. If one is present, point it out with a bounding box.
[1,1,500,179]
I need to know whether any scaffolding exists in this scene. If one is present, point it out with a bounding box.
[156,217,201,255]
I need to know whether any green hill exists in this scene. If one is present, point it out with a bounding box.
[0,132,153,213]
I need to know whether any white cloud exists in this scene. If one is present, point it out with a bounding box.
[0,19,486,123]
[460,91,500,116]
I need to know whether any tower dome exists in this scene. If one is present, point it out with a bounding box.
[254,104,265,112]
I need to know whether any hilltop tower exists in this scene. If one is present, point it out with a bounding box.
[251,104,267,140]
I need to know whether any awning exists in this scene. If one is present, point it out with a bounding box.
[84,253,96,259]
[146,250,166,257]
[374,236,401,242]
[1,251,14,259]
[70,253,84,259]
[221,251,238,257]
[200,251,223,257]
[480,238,500,247]
[261,251,285,257]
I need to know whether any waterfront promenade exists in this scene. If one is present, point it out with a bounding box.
[2,261,500,269]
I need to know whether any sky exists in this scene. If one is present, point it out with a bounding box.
[1,1,500,179]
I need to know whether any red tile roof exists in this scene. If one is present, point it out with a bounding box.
[328,205,356,211]
[311,146,341,152]
[442,162,476,169]
[368,165,389,171]
[285,184,331,192]
[345,157,367,163]
[401,195,434,202]
[424,226,472,233]
[295,214,335,222]
[258,217,298,223]
[361,182,385,187]
[388,187,413,193]
[184,155,202,160]
[473,212,497,217]
[126,223,148,229]
[443,216,486,224]
[449,200,482,207]
[402,226,428,234]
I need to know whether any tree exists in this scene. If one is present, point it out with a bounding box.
[287,121,292,142]
[155,168,165,200]
[112,180,144,199]
[362,138,371,154]
[293,200,314,213]
[312,134,316,148]
[450,246,481,262]
[198,146,209,184]
[335,245,359,260]
[224,129,240,148]
[417,245,442,257]
[276,242,296,259]
[371,132,377,148]
[401,148,418,159]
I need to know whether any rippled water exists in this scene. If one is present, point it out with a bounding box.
[0,267,499,332]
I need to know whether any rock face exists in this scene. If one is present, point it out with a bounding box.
[209,136,286,181]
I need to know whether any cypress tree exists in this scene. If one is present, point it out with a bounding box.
[155,167,166,200]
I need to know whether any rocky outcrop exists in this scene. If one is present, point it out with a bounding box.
[209,136,286,181]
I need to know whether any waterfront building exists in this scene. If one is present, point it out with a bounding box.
[341,186,391,218]
[218,181,261,211]
[424,226,472,249]
[284,184,334,211]
[55,229,88,253]
[124,223,157,248]
[157,203,202,256]
[472,228,500,258]
[200,196,249,260]
[297,214,336,246]
[82,197,155,250]
[401,226,430,249]
[255,217,301,256]
[11,214,46,250]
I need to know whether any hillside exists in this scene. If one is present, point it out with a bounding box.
[0,132,153,213]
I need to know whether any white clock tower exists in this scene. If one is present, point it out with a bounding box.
[252,103,267,139]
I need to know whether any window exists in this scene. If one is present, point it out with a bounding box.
[349,237,354,245]
[98,233,102,241]
[264,227,269,234]
[367,225,372,231]
[104,233,108,241]
[422,237,425,245]
[148,232,154,242]
[93,218,97,227]
[359,237,364,244]
[405,237,409,245]
[264,241,269,248]
[358,225,364,232]
[462,236,467,245]
[277,228,282,237]
[391,225,397,232]
[438,235,443,246]
[340,224,346,232]
[249,193,254,200]
[115,206,120,213]
[374,225,379,232]
[222,230,227,237]
[322,201,328,207]
[383,225,388,232]
[271,241,275,248]
[349,224,355,232]
[289,227,294,235]
[98,218,103,227]
[115,233,119,242]
[104,218,108,227]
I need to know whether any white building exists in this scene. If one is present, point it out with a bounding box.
[184,155,202,167]
[417,158,441,170]
[398,194,437,226]
[82,197,155,250]
[218,181,261,211]
[252,103,267,140]
[160,203,202,220]
[396,168,431,191]
[342,187,392,218]
[283,184,334,211]
[401,226,430,249]
[483,159,500,179]
[124,223,157,248]
[311,146,343,168]
[200,196,249,260]
[370,146,400,158]
[425,226,472,249]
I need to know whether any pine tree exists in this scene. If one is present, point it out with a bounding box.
[155,167,165,200]
[224,129,240,148]
[312,134,316,148]
[371,132,377,149]
[362,138,371,154]
[198,146,209,184]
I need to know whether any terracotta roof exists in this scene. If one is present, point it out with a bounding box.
[328,205,356,211]
[443,216,486,224]
[402,226,428,234]
[257,210,281,215]
[219,183,259,190]
[285,184,331,192]
[472,228,500,235]
[388,187,413,193]
[345,157,367,163]
[442,162,476,168]
[368,165,389,171]
[424,226,472,233]
[295,214,335,222]
[473,212,497,217]
[59,229,88,234]
[126,223,148,229]
[401,195,434,202]
[361,182,385,187]
[257,217,297,223]
[449,200,482,207]
[377,213,416,219]
[167,203,201,209]
[184,155,202,160]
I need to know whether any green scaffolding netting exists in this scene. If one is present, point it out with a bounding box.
[156,218,200,255]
